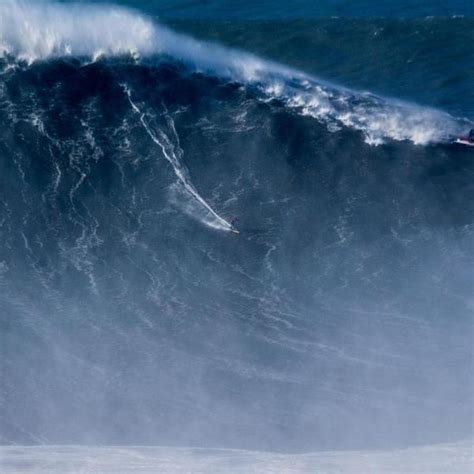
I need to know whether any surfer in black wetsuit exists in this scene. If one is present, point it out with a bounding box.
[457,129,474,144]
[230,216,239,231]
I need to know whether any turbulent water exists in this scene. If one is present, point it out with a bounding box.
[0,0,473,465]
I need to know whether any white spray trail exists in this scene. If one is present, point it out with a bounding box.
[123,86,233,232]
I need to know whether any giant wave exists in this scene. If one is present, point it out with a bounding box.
[0,0,472,463]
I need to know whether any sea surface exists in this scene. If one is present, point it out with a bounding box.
[0,1,473,471]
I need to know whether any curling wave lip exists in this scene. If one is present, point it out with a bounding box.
[0,1,470,145]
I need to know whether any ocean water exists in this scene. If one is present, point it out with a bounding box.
[1,442,473,473]
[59,0,474,20]
[0,1,473,471]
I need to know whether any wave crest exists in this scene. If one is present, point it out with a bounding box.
[0,2,157,61]
[0,1,470,145]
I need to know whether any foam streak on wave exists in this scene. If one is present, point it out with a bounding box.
[0,1,469,144]
[124,86,233,232]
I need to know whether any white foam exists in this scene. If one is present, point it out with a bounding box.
[0,1,470,146]
[0,1,156,62]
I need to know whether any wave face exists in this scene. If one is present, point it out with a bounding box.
[0,2,473,452]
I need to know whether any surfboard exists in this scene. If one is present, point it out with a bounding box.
[455,138,474,147]
[231,229,240,234]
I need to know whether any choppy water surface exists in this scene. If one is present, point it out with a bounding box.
[0,1,473,468]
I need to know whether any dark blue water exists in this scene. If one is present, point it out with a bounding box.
[166,17,474,119]
[73,0,474,19]
[0,2,473,452]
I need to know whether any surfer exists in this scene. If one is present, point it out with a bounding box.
[229,216,239,233]
[461,129,474,142]
[454,129,474,146]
